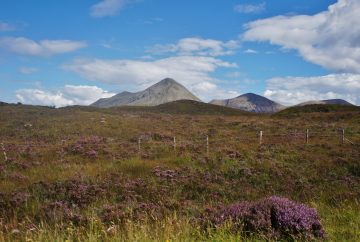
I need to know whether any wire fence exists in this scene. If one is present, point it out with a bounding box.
[0,128,358,162]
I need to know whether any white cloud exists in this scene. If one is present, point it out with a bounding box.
[192,82,240,100]
[264,73,360,105]
[0,37,87,56]
[90,0,136,18]
[18,67,38,74]
[243,48,258,54]
[64,56,238,101]
[243,0,360,73]
[0,21,15,31]
[147,37,239,57]
[16,85,115,107]
[234,2,266,14]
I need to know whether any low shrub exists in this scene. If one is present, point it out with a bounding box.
[204,196,325,240]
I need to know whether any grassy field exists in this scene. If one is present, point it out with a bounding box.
[0,102,359,241]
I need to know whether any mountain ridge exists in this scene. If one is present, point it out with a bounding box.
[91,78,201,108]
[210,93,285,113]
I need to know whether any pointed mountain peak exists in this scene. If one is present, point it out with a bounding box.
[159,78,177,84]
[239,93,262,98]
[91,78,201,108]
[151,78,181,88]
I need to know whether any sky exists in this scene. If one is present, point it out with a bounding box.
[0,0,359,107]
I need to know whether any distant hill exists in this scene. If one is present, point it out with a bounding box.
[109,100,252,116]
[210,93,285,113]
[276,104,360,116]
[297,99,354,106]
[92,78,201,108]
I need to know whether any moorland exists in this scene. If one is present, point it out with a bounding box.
[0,101,359,241]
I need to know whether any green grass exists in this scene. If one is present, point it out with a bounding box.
[0,104,359,241]
[276,104,360,117]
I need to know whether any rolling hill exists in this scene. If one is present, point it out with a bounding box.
[297,99,354,106]
[108,100,252,116]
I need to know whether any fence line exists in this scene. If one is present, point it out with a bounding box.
[0,129,357,149]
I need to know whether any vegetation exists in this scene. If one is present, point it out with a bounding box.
[276,104,360,117]
[105,100,253,116]
[0,103,359,241]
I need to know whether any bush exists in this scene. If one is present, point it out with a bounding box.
[205,196,325,240]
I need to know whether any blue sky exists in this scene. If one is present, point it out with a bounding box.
[0,0,359,106]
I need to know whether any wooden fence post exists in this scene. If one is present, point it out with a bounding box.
[138,138,141,155]
[206,135,209,156]
[173,136,176,152]
[259,131,263,145]
[1,142,7,162]
[342,129,345,144]
[306,129,309,144]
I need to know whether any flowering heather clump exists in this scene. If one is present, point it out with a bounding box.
[40,201,86,225]
[33,180,106,208]
[0,192,30,219]
[206,196,325,240]
[67,136,106,157]
[8,172,28,182]
[153,166,179,179]
[85,150,98,159]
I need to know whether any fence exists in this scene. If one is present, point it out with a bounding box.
[0,128,358,163]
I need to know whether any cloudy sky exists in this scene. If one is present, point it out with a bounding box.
[0,0,359,107]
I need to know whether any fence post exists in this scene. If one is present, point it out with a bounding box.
[206,135,209,157]
[259,131,263,145]
[342,129,345,144]
[1,142,7,162]
[173,136,176,152]
[306,129,309,144]
[138,137,141,155]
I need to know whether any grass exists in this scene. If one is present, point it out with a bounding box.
[0,103,359,241]
[276,104,360,117]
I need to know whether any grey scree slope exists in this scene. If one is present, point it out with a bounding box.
[210,93,285,113]
[91,78,201,108]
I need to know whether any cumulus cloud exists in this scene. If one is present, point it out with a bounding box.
[0,37,87,56]
[90,0,136,18]
[64,56,237,100]
[16,85,115,107]
[264,73,360,105]
[147,37,239,57]
[243,0,360,73]
[234,2,266,14]
[0,21,15,31]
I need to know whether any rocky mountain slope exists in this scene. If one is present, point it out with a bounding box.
[91,78,201,108]
[210,93,285,113]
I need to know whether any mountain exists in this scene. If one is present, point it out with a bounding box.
[103,100,252,116]
[210,93,285,113]
[91,78,201,108]
[296,99,354,106]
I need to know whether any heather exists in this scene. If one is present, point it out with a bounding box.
[204,196,325,240]
[0,104,359,241]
